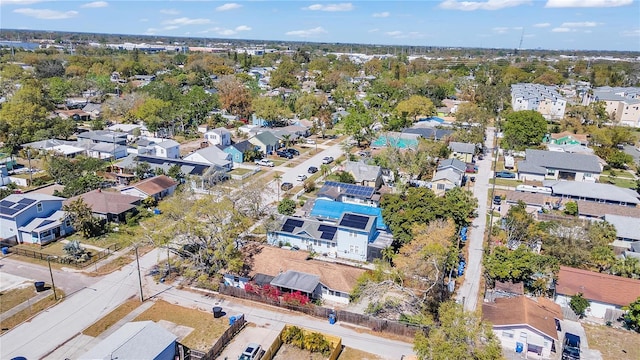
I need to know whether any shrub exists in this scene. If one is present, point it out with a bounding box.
[281,326,305,348]
[303,332,331,355]
[570,293,590,318]
[282,291,310,306]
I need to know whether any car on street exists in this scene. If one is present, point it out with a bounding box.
[255,159,274,167]
[296,174,307,181]
[493,195,502,205]
[495,170,516,178]
[285,148,300,156]
[276,150,293,159]
[239,343,262,360]
[305,138,316,144]
[280,182,293,191]
[465,163,478,173]
[322,156,334,164]
[308,166,318,174]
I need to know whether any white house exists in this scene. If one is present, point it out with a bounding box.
[204,127,232,146]
[152,140,180,159]
[120,175,178,201]
[517,149,602,182]
[483,296,562,359]
[555,266,640,319]
[183,146,233,171]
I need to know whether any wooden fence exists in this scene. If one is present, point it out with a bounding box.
[218,284,423,338]
[190,314,246,360]
[9,243,121,269]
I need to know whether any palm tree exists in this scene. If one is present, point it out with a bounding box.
[273,172,282,201]
[282,134,292,149]
[381,246,395,266]
[320,164,330,177]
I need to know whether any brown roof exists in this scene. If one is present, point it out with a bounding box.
[65,189,140,215]
[245,245,365,293]
[556,266,640,306]
[132,175,178,196]
[550,131,588,143]
[494,281,525,295]
[483,297,562,340]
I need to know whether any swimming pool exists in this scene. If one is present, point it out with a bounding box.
[371,135,418,149]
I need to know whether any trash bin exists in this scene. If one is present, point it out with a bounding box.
[213,306,223,318]
[229,315,236,325]
[329,313,336,325]
[34,281,46,292]
[1,247,8,255]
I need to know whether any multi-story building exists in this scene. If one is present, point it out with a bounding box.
[511,83,567,120]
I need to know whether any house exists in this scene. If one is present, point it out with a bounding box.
[77,130,128,146]
[554,266,640,319]
[448,142,476,163]
[603,214,640,249]
[204,127,232,146]
[120,175,178,201]
[267,212,393,262]
[223,140,256,163]
[517,149,602,182]
[0,193,73,245]
[583,88,640,127]
[82,103,102,119]
[431,168,464,196]
[152,139,180,159]
[56,109,91,121]
[86,142,128,160]
[65,189,140,223]
[183,146,233,170]
[310,199,387,230]
[78,321,178,360]
[511,83,567,121]
[316,181,380,207]
[22,139,86,158]
[403,127,454,141]
[249,131,280,155]
[483,296,562,359]
[437,158,467,174]
[344,161,383,188]
[543,180,640,207]
[106,124,147,141]
[226,245,366,304]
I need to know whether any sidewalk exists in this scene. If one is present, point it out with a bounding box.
[0,288,53,322]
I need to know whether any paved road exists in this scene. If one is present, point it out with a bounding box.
[0,249,161,360]
[455,127,494,311]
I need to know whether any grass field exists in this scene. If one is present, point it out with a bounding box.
[82,298,141,337]
[0,285,35,314]
[584,324,640,360]
[0,291,64,334]
[133,300,228,350]
[599,176,637,189]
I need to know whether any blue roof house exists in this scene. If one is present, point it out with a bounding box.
[223,140,256,163]
[0,194,73,245]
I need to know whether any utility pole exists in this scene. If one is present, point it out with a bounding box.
[47,256,58,300]
[135,246,144,302]
[27,148,33,185]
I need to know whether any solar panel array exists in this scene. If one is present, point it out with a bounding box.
[339,213,370,230]
[0,197,39,216]
[323,181,375,198]
[281,218,304,233]
[317,224,337,240]
[19,198,36,205]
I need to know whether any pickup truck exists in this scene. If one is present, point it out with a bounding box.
[562,333,580,360]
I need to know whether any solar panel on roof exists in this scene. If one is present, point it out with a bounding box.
[0,207,18,216]
[12,204,27,211]
[18,198,36,205]
[0,200,14,207]
[339,213,370,230]
[282,218,304,233]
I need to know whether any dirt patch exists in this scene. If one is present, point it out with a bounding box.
[273,343,327,360]
[0,291,64,334]
[584,323,640,360]
[82,298,141,337]
[338,347,384,360]
[338,323,414,343]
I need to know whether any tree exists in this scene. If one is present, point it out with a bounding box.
[341,103,374,147]
[0,80,51,151]
[622,297,640,332]
[336,171,356,184]
[216,75,252,119]
[395,95,435,122]
[63,198,106,238]
[484,246,558,289]
[273,173,282,201]
[569,293,590,318]
[454,102,492,126]
[167,164,184,181]
[414,302,502,360]
[270,57,299,88]
[132,97,172,135]
[278,198,296,215]
[502,110,547,150]
[564,201,578,216]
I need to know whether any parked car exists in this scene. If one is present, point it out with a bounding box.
[285,148,300,156]
[495,170,516,178]
[296,174,307,182]
[308,166,318,174]
[255,159,274,167]
[281,182,293,191]
[465,163,478,173]
[562,333,580,360]
[239,343,262,360]
[305,138,316,144]
[276,150,293,159]
[322,156,334,164]
[493,195,502,205]
[357,150,371,157]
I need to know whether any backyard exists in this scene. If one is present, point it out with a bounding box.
[584,324,640,360]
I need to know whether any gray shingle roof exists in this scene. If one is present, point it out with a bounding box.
[604,214,640,241]
[437,158,467,173]
[448,141,476,154]
[344,161,381,183]
[523,149,602,174]
[433,168,463,185]
[543,180,640,204]
[270,270,320,293]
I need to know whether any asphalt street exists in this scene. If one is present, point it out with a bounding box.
[455,127,494,311]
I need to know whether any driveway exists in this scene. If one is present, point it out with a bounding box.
[455,127,494,311]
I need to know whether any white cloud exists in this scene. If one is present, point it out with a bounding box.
[372,11,390,17]
[210,25,251,36]
[235,25,251,31]
[304,3,354,11]
[145,28,158,35]
[13,8,78,19]
[621,29,640,37]
[545,0,632,7]
[560,21,598,27]
[534,22,550,27]
[552,27,572,32]
[164,25,179,30]
[385,30,403,36]
[493,26,510,34]
[285,26,328,37]
[368,28,379,33]
[81,1,108,8]
[0,0,43,5]
[216,3,242,11]
[163,17,210,26]
[160,9,180,15]
[439,0,531,11]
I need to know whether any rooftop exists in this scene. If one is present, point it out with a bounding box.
[0,193,63,218]
[483,296,562,340]
[448,141,476,154]
[270,270,320,293]
[310,199,386,230]
[129,175,178,196]
[556,266,640,307]
[604,214,640,241]
[66,189,140,216]
[543,180,640,205]
[519,149,602,174]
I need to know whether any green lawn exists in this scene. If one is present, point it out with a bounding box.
[228,168,252,176]
[488,178,523,187]
[599,176,638,189]
[601,169,635,178]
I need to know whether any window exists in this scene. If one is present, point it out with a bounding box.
[502,330,515,339]
[65,219,71,227]
[546,168,555,176]
[437,183,445,190]
[584,173,592,178]
[36,203,43,212]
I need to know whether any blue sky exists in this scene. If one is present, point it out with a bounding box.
[1,0,639,51]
